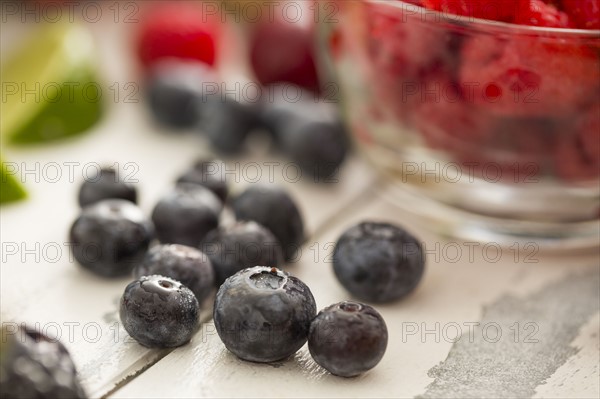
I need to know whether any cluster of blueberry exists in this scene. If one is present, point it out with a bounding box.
[147,62,349,182]
[137,2,344,180]
[67,161,425,378]
[214,267,389,378]
[70,161,304,277]
[1,160,425,398]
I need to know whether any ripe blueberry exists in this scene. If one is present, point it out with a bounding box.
[260,85,348,180]
[280,115,348,181]
[69,199,154,277]
[232,185,304,261]
[333,222,425,302]
[78,167,137,208]
[133,244,215,303]
[213,266,316,363]
[201,221,283,287]
[199,94,259,154]
[120,275,199,348]
[0,325,87,399]
[308,301,388,377]
[176,159,228,203]
[146,60,215,129]
[151,183,222,247]
[259,84,317,140]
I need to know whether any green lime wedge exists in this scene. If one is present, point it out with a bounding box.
[1,23,103,145]
[0,160,27,204]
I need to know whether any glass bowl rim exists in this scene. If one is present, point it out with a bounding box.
[368,0,600,37]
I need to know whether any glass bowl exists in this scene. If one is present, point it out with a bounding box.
[318,0,600,250]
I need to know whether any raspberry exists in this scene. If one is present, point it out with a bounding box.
[413,88,493,155]
[137,3,219,69]
[578,102,600,161]
[423,0,523,22]
[459,34,599,116]
[555,102,600,182]
[562,0,600,29]
[554,136,600,182]
[410,64,495,149]
[368,4,452,78]
[491,117,557,174]
[515,0,573,27]
[366,2,461,121]
[424,0,469,16]
[415,85,560,183]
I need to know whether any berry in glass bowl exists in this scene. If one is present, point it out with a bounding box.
[317,0,600,249]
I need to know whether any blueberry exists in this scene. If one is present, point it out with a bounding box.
[260,84,348,180]
[213,266,316,363]
[308,301,388,377]
[280,117,348,181]
[0,325,87,399]
[232,185,304,261]
[120,275,199,348]
[199,94,259,154]
[151,183,222,247]
[333,222,425,303]
[146,60,216,129]
[78,167,137,208]
[133,244,215,303]
[176,159,228,203]
[259,84,317,140]
[201,221,283,287]
[69,199,154,277]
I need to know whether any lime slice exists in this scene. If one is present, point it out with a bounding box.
[0,160,27,204]
[1,22,103,145]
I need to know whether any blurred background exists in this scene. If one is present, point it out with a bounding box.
[1,0,347,206]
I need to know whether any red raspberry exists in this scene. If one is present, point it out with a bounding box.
[555,102,600,182]
[515,0,573,27]
[368,4,452,77]
[423,0,523,22]
[414,83,565,183]
[459,34,599,116]
[578,102,600,161]
[367,2,460,121]
[496,117,556,171]
[554,138,600,182]
[452,116,558,183]
[412,77,493,154]
[423,0,469,16]
[137,4,220,69]
[562,0,600,29]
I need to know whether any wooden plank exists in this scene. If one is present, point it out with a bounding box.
[111,186,599,398]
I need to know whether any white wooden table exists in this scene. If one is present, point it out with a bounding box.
[1,7,599,399]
